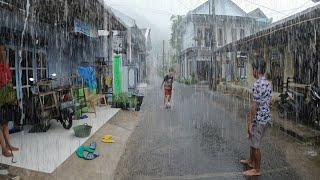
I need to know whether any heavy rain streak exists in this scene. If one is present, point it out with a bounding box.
[0,0,319,179]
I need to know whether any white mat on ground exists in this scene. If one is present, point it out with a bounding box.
[0,107,120,173]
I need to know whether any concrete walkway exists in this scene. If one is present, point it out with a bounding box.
[0,110,141,180]
[0,107,120,173]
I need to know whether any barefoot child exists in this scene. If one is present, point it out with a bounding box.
[161,68,175,108]
[241,57,272,176]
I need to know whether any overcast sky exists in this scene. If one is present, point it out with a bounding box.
[104,0,319,50]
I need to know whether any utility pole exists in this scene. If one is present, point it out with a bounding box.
[209,0,213,89]
[162,40,165,77]
[209,0,216,90]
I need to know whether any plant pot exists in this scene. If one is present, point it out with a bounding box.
[133,94,144,111]
[111,102,121,108]
[73,123,92,138]
[122,103,129,110]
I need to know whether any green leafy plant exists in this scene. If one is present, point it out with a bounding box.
[113,93,139,109]
[0,83,16,107]
[190,74,197,84]
[129,97,138,108]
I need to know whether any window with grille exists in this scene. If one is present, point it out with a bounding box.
[217,28,223,46]
[197,28,203,47]
[240,29,245,39]
[232,28,237,42]
[36,52,47,80]
[21,50,33,99]
[204,28,212,48]
[239,65,247,79]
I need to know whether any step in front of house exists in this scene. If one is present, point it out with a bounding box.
[275,123,320,143]
[211,88,320,143]
[274,116,320,144]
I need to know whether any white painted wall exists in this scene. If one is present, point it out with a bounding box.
[122,66,128,93]
[217,18,253,46]
[182,22,195,51]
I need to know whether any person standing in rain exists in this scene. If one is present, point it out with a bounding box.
[161,68,175,108]
[0,45,19,157]
[241,57,272,176]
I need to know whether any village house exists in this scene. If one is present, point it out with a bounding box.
[111,8,148,92]
[177,0,269,82]
[215,4,320,97]
[0,0,126,124]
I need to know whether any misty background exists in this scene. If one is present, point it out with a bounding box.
[104,0,320,53]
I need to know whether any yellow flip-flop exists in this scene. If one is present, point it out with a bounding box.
[102,135,116,143]
[102,139,116,143]
[102,135,113,140]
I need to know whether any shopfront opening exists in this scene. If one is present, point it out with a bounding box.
[4,46,48,101]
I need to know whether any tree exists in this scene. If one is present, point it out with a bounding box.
[170,15,183,66]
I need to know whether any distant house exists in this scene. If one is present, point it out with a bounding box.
[111,8,148,90]
[141,28,152,79]
[215,4,320,93]
[177,0,269,81]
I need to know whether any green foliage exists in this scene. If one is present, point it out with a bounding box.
[113,93,138,109]
[0,83,16,107]
[170,15,184,67]
[129,97,138,108]
[170,15,183,50]
[170,15,184,68]
[177,76,198,85]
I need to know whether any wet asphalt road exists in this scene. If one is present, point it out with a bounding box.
[114,82,302,180]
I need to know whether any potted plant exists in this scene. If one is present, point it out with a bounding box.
[112,93,124,109]
[129,97,138,110]
[132,91,144,111]
[122,93,131,110]
[112,92,143,111]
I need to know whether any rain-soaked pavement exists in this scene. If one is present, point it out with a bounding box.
[115,79,319,180]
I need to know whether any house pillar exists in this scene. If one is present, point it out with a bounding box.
[263,41,271,76]
[283,47,294,82]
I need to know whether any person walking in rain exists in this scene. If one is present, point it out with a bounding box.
[161,68,175,109]
[241,57,272,176]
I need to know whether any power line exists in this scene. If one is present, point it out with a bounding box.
[281,0,310,12]
[277,1,315,20]
[241,0,290,16]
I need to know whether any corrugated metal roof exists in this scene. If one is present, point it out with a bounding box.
[190,0,248,17]
[265,3,320,29]
[215,4,320,53]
